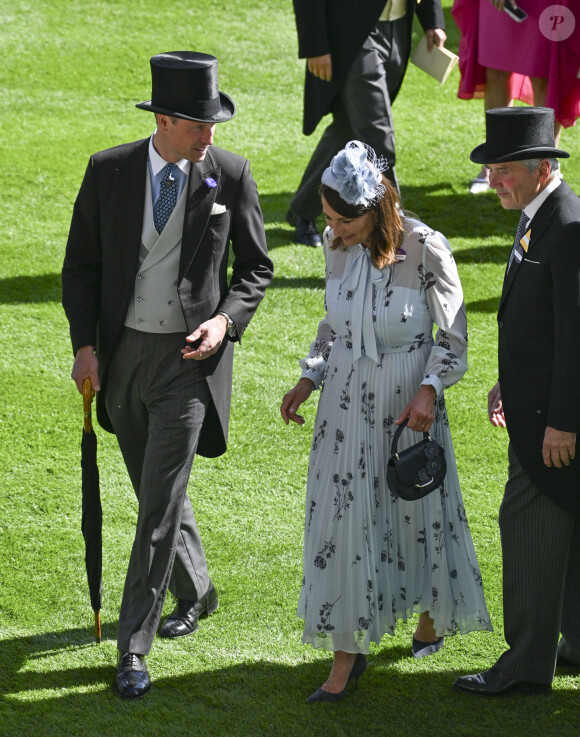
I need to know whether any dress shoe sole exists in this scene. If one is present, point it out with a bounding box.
[453,681,551,696]
[557,654,580,668]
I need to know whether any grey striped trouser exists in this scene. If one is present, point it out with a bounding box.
[105,327,212,655]
[495,443,580,683]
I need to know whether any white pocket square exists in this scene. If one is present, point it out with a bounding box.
[211,203,227,215]
[523,258,540,264]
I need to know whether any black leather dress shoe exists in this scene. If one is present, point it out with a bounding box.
[115,652,151,699]
[159,582,218,639]
[557,638,580,668]
[453,668,551,696]
[286,209,322,247]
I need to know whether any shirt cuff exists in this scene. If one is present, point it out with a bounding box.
[422,374,443,397]
[300,368,323,390]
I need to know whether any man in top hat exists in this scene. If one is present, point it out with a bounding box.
[62,51,273,698]
[453,107,580,696]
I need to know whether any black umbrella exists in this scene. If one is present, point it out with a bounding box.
[81,377,102,642]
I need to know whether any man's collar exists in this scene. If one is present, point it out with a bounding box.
[148,134,190,177]
[523,176,561,223]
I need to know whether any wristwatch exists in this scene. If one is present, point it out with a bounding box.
[218,311,236,337]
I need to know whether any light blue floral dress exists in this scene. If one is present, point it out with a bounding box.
[297,220,492,653]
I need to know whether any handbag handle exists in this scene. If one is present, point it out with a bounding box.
[391,416,431,459]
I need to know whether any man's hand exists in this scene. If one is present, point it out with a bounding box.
[395,384,437,432]
[488,382,506,427]
[542,427,577,468]
[182,315,228,360]
[307,54,332,82]
[71,345,100,394]
[425,28,447,51]
[280,378,315,425]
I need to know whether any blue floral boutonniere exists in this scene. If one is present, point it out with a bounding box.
[205,177,217,189]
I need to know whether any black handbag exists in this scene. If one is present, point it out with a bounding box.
[386,417,446,501]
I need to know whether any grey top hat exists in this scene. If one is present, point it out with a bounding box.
[136,51,235,123]
[470,107,569,164]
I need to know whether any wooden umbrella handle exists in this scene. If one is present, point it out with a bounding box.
[95,611,101,644]
[82,377,94,433]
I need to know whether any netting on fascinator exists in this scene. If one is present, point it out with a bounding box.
[321,140,389,208]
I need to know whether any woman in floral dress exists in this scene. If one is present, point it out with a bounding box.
[281,141,492,703]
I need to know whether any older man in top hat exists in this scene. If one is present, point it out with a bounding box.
[62,51,273,698]
[453,107,580,696]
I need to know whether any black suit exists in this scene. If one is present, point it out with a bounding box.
[294,0,445,137]
[62,139,273,653]
[290,0,445,218]
[498,181,580,516]
[494,180,580,683]
[63,140,273,456]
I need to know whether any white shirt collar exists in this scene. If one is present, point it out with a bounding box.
[148,134,190,177]
[523,176,561,224]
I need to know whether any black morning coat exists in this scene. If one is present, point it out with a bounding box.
[62,140,274,458]
[498,181,580,516]
[293,0,446,135]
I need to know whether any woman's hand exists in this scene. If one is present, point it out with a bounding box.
[487,382,506,427]
[280,378,315,425]
[395,385,437,433]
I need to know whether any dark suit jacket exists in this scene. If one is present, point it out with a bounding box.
[498,181,580,516]
[293,0,446,135]
[62,139,273,458]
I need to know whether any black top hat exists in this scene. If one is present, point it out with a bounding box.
[136,51,235,123]
[470,107,569,164]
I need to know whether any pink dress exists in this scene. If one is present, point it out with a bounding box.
[452,0,580,127]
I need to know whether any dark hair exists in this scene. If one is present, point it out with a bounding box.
[320,177,404,269]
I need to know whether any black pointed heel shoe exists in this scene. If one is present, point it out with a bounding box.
[306,653,368,704]
[412,635,445,658]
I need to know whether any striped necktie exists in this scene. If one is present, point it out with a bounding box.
[508,211,529,272]
[154,163,179,234]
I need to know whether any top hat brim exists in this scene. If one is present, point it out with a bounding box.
[470,142,570,164]
[135,91,235,123]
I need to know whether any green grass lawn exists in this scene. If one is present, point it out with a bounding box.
[0,1,578,735]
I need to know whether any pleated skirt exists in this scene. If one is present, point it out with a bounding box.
[298,338,493,653]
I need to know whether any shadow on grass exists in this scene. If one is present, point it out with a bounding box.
[0,273,61,304]
[0,628,578,737]
[466,296,501,314]
[259,187,517,252]
[0,187,512,305]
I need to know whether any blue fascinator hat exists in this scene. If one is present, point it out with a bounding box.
[321,141,388,208]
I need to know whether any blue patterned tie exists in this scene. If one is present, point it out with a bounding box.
[508,211,528,272]
[154,163,179,234]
